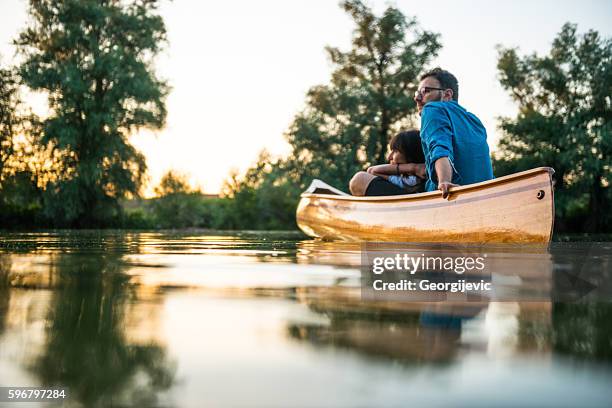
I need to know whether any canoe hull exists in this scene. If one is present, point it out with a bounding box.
[296,168,555,243]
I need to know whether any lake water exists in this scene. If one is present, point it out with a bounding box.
[0,231,611,408]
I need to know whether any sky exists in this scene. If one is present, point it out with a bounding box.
[0,0,610,195]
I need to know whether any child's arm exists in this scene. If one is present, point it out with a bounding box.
[366,164,397,176]
[367,163,426,178]
[366,166,389,180]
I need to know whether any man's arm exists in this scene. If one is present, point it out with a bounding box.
[398,163,426,179]
[421,103,457,198]
[434,157,458,198]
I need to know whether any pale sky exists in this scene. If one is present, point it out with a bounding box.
[0,0,610,195]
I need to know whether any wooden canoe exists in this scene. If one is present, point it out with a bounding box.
[296,167,555,243]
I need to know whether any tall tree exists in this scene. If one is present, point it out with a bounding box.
[0,64,20,182]
[495,23,611,232]
[285,0,441,190]
[15,0,169,226]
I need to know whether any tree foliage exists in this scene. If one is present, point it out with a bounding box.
[148,170,210,229]
[285,0,441,190]
[220,151,301,230]
[494,23,611,232]
[154,170,194,197]
[15,0,169,227]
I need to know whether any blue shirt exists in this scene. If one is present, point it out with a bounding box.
[420,100,494,192]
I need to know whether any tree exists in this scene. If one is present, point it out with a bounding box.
[0,64,20,182]
[285,0,441,190]
[220,150,301,230]
[150,170,216,229]
[220,0,441,230]
[495,23,611,232]
[0,61,45,228]
[15,0,169,227]
[154,170,194,197]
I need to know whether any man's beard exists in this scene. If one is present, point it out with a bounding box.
[418,94,444,116]
[430,93,444,102]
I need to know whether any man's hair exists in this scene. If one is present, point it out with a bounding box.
[389,129,425,164]
[420,68,459,101]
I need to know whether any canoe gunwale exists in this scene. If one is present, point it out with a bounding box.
[300,167,554,202]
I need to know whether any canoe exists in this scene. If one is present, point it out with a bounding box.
[296,167,555,243]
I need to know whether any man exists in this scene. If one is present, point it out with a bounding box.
[350,68,493,198]
[414,67,494,197]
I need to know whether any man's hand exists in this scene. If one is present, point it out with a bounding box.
[438,181,459,199]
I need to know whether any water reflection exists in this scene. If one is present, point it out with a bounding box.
[552,302,612,359]
[36,253,174,406]
[292,240,612,365]
[0,232,611,407]
[1,239,176,407]
[0,254,12,335]
[288,301,485,363]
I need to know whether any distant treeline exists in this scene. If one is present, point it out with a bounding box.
[0,1,610,232]
[124,169,299,230]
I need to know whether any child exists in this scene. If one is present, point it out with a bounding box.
[370,130,426,194]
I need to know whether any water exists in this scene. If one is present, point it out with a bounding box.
[0,231,611,408]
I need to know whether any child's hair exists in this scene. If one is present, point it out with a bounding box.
[389,129,425,164]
